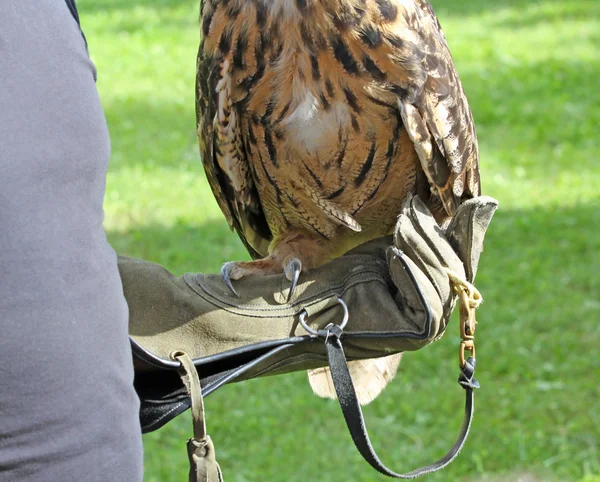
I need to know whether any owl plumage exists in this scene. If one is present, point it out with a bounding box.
[196,0,480,404]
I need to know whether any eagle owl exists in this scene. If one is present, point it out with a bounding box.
[196,0,480,404]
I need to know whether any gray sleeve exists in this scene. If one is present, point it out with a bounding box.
[0,1,143,481]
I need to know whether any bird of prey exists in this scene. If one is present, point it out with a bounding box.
[196,0,480,404]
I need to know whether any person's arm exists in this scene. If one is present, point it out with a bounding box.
[0,3,142,481]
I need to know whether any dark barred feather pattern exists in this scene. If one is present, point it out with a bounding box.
[196,0,480,257]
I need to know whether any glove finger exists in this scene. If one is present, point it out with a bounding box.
[394,213,448,303]
[407,195,467,278]
[394,195,465,305]
[386,246,444,337]
[444,196,498,282]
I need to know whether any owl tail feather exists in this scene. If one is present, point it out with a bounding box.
[307,353,403,405]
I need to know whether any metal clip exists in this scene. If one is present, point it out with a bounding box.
[445,268,482,368]
[458,290,477,340]
[459,339,476,368]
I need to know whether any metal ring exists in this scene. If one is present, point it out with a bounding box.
[298,311,318,336]
[298,297,349,336]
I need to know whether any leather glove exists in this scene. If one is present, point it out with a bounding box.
[120,195,497,432]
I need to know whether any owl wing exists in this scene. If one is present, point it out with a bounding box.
[196,37,272,259]
[387,0,481,215]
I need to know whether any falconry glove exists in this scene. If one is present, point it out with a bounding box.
[121,195,497,480]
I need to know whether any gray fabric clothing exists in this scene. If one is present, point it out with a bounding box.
[0,2,143,481]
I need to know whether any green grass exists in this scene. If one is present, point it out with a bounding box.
[77,0,600,480]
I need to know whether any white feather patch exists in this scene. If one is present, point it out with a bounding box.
[284,92,351,153]
[258,0,301,20]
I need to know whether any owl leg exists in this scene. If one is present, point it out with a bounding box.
[221,255,303,301]
[221,229,331,300]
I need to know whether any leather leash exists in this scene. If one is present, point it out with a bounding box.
[325,323,478,478]
[303,249,481,478]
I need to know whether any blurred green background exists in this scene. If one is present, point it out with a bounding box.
[77,0,599,480]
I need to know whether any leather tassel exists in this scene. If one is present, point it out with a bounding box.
[187,436,223,482]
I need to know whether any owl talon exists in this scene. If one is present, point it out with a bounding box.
[221,262,240,298]
[285,257,303,302]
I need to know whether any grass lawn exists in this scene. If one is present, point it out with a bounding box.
[77,0,600,480]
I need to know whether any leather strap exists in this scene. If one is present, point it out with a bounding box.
[173,352,224,482]
[325,325,478,479]
[174,352,208,442]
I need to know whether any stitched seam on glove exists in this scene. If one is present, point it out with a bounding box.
[185,271,390,317]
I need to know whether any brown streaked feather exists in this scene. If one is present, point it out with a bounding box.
[196,12,272,259]
[197,0,480,245]
[388,0,481,215]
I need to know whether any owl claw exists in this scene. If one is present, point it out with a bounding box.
[221,258,302,300]
[285,257,303,302]
[221,262,240,298]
